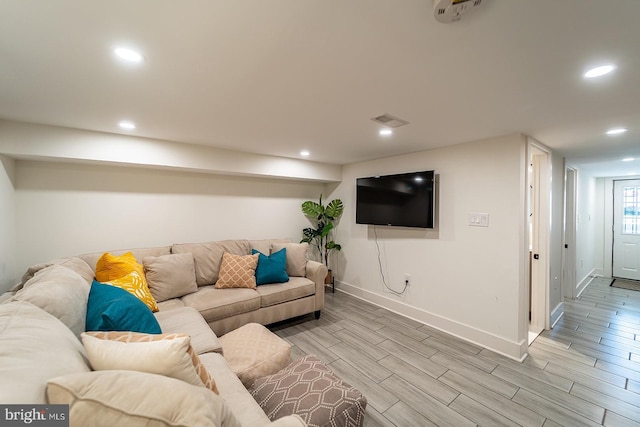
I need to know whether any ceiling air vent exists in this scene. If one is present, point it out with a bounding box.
[371,114,409,128]
[434,0,485,23]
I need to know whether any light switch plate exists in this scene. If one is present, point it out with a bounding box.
[469,212,489,227]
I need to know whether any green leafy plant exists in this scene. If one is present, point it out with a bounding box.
[301,195,344,267]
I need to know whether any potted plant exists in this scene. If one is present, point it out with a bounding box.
[300,195,344,285]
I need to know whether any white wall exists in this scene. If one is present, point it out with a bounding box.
[0,155,16,292]
[15,160,326,274]
[330,134,528,359]
[575,169,598,294]
[0,120,341,182]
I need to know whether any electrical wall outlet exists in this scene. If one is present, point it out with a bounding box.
[404,273,411,285]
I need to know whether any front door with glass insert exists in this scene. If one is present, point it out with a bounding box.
[613,179,640,280]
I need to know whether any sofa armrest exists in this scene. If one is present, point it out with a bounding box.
[269,415,307,427]
[305,260,328,312]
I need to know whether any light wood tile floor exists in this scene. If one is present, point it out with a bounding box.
[270,277,640,426]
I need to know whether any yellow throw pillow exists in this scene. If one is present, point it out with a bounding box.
[214,253,259,289]
[83,331,219,395]
[96,251,142,281]
[96,252,158,312]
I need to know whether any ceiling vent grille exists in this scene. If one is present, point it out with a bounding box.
[434,0,485,23]
[371,114,409,128]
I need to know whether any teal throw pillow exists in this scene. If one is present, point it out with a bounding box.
[86,280,162,334]
[252,248,289,286]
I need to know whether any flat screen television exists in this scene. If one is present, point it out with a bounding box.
[356,170,435,228]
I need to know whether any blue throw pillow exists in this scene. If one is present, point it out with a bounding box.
[252,248,289,286]
[86,280,162,334]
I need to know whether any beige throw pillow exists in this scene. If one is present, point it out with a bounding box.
[47,371,240,427]
[143,253,198,302]
[214,253,259,289]
[81,332,218,394]
[271,242,308,277]
[11,264,90,337]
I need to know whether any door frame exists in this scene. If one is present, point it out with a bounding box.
[562,165,577,299]
[527,139,551,334]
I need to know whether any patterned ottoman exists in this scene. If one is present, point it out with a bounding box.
[219,323,291,387]
[249,355,367,427]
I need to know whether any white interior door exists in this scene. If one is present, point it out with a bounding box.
[613,179,640,280]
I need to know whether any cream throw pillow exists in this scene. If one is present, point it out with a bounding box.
[143,253,198,302]
[81,332,219,394]
[47,371,240,427]
[214,252,259,289]
[271,242,308,277]
[11,264,89,338]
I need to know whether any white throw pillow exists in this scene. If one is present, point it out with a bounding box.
[81,333,204,388]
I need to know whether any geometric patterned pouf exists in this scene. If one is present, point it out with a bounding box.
[249,354,367,427]
[219,323,291,388]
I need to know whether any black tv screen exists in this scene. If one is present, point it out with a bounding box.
[356,170,435,228]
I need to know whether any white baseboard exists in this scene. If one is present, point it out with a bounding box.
[576,268,597,298]
[334,281,527,361]
[550,302,564,328]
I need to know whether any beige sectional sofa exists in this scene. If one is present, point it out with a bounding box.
[62,238,326,336]
[0,237,328,426]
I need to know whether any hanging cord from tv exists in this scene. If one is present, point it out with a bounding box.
[373,225,408,295]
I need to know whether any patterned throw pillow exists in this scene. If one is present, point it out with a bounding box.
[96,252,158,312]
[82,331,219,394]
[250,355,367,427]
[214,253,259,289]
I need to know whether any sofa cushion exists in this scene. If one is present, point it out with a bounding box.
[0,301,91,404]
[255,277,315,308]
[271,242,308,277]
[156,297,186,311]
[143,252,198,302]
[154,306,223,355]
[250,355,367,427]
[86,280,162,334]
[199,352,273,427]
[215,253,259,289]
[96,252,158,311]
[47,370,240,427]
[82,332,218,394]
[181,286,260,323]
[11,264,90,338]
[172,240,251,286]
[253,248,289,285]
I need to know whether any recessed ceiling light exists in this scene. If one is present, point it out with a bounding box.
[300,150,310,157]
[584,64,615,78]
[622,157,635,162]
[606,127,627,135]
[118,121,136,130]
[379,128,393,136]
[114,47,144,63]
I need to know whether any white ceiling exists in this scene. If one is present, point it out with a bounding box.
[1,0,639,176]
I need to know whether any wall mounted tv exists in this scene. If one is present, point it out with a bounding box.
[356,170,435,228]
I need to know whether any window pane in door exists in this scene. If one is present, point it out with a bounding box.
[622,186,640,235]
